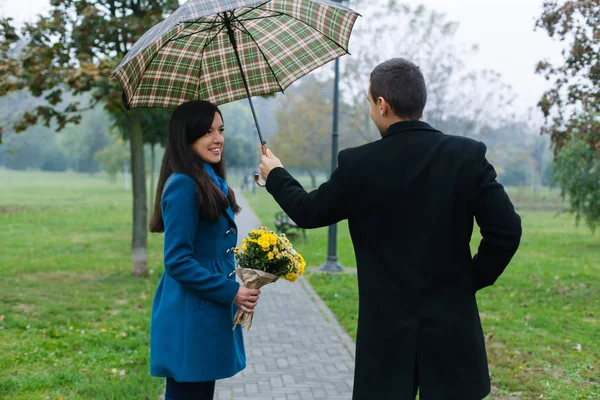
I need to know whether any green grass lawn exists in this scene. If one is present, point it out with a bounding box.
[245,182,600,399]
[0,169,166,399]
[1,169,598,399]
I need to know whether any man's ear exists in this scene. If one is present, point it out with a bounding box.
[377,96,391,116]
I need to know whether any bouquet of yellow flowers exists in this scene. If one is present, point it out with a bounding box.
[233,227,306,330]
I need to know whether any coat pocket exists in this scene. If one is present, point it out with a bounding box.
[187,292,206,314]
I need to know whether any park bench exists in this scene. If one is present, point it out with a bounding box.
[274,211,306,239]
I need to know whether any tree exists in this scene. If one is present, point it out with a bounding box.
[223,134,256,170]
[478,121,555,190]
[341,2,516,141]
[220,101,265,139]
[530,135,554,188]
[59,105,112,173]
[552,136,600,232]
[270,76,334,188]
[486,141,537,187]
[41,145,71,172]
[0,0,179,276]
[1,126,59,170]
[94,130,129,182]
[112,106,171,215]
[536,0,600,230]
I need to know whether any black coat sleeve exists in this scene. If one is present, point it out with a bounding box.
[265,149,355,228]
[470,142,522,291]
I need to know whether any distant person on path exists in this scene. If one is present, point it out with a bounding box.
[242,174,250,191]
[149,100,260,400]
[259,58,522,400]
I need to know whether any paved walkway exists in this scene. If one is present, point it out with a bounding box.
[214,192,356,400]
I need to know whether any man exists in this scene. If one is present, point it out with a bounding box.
[259,58,522,400]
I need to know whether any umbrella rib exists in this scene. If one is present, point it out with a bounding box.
[172,14,220,42]
[199,13,227,54]
[194,21,230,100]
[234,7,286,22]
[231,14,285,94]
[166,15,224,101]
[180,20,219,25]
[234,15,286,23]
[169,25,218,43]
[201,24,226,49]
[231,1,271,20]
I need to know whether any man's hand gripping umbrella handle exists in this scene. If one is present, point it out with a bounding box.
[254,145,267,187]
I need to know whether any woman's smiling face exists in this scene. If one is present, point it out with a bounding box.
[191,112,224,164]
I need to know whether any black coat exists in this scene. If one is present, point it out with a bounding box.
[266,121,522,400]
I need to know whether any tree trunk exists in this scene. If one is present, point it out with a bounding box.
[129,110,148,277]
[149,143,156,216]
[123,161,130,191]
[307,170,317,189]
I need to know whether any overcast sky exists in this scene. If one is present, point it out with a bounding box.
[1,0,564,115]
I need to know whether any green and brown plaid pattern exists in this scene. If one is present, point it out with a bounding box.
[112,0,359,108]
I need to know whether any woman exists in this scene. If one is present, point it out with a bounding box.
[149,100,260,400]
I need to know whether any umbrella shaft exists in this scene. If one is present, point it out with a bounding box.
[223,13,266,146]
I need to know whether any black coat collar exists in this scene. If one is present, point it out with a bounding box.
[382,121,438,139]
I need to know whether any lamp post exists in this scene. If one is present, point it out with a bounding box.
[319,29,344,273]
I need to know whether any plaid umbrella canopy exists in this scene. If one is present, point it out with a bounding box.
[112,0,359,147]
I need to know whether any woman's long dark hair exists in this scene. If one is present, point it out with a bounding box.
[149,100,241,233]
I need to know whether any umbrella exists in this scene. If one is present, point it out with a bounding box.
[112,0,359,152]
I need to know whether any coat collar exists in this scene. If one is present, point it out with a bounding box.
[382,120,438,139]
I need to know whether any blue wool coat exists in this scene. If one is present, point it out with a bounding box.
[150,173,245,382]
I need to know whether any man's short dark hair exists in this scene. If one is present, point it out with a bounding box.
[370,58,427,120]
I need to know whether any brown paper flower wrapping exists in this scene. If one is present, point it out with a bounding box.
[232,268,279,330]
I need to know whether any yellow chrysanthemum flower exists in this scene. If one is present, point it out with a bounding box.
[236,226,305,283]
[285,272,299,282]
[257,237,271,251]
